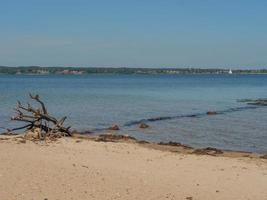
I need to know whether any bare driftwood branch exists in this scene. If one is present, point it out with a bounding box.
[9,93,72,139]
[9,124,33,132]
[29,93,48,114]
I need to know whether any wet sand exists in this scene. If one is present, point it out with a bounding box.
[0,135,267,200]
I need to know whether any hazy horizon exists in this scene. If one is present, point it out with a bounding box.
[1,0,267,68]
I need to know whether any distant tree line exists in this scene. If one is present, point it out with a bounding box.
[0,66,267,75]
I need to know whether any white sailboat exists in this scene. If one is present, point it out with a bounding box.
[228,69,233,74]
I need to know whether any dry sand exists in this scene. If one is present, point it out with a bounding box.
[0,136,267,200]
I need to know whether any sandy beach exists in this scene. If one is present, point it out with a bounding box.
[0,135,266,200]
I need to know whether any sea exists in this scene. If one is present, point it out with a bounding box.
[0,74,267,153]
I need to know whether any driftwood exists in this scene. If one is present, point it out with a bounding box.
[7,93,72,139]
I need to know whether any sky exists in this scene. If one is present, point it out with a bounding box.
[0,0,267,68]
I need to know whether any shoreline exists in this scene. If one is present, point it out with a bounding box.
[73,133,267,159]
[2,132,266,159]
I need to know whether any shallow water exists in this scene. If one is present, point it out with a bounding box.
[0,74,267,153]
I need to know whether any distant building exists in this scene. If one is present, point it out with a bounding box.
[58,69,84,75]
[36,70,50,74]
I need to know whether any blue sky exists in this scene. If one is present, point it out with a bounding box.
[0,0,267,68]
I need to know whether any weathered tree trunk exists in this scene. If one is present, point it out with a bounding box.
[8,93,72,139]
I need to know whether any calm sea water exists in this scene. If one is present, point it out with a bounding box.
[0,74,267,153]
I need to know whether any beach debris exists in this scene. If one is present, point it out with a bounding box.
[238,98,267,106]
[0,137,10,141]
[206,111,218,115]
[7,93,72,140]
[16,138,27,144]
[108,124,120,131]
[158,141,193,149]
[0,131,18,136]
[193,147,223,156]
[95,134,136,142]
[260,154,267,159]
[24,128,42,140]
[137,140,150,144]
[139,123,149,129]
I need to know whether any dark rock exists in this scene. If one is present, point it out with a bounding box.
[147,116,172,122]
[248,100,267,106]
[139,123,149,129]
[159,141,182,146]
[78,130,93,134]
[238,98,267,106]
[108,125,120,131]
[207,111,217,115]
[189,114,197,117]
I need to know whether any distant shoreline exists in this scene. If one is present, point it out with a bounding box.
[1,66,267,75]
[1,73,267,76]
